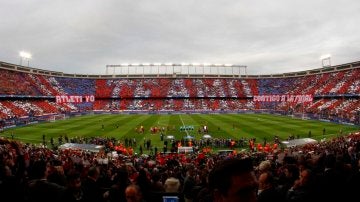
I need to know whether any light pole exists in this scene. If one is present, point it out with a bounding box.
[320,54,331,68]
[19,51,32,67]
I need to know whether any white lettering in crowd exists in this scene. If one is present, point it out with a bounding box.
[56,95,96,103]
[84,95,95,102]
[253,94,313,103]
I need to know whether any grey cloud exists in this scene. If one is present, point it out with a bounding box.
[1,0,360,75]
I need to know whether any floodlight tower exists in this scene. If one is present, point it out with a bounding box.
[19,51,32,67]
[320,54,331,68]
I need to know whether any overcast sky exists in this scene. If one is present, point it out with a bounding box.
[1,0,360,75]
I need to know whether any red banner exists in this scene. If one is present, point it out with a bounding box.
[55,95,95,103]
[253,94,313,103]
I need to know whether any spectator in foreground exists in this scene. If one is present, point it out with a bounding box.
[82,166,103,202]
[257,171,282,202]
[125,184,145,202]
[182,165,197,202]
[286,168,318,202]
[208,158,258,202]
[60,170,85,202]
[164,177,181,193]
[105,167,131,202]
[26,160,65,202]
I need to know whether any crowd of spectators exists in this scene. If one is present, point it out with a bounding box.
[0,69,40,96]
[1,96,358,124]
[0,68,359,124]
[1,130,360,202]
[1,68,359,98]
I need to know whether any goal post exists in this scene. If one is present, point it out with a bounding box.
[48,114,66,122]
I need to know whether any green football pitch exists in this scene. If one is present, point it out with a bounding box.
[1,114,359,152]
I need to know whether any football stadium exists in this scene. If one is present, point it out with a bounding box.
[0,61,359,149]
[1,1,360,201]
[0,60,359,201]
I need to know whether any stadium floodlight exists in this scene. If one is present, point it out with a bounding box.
[165,63,173,66]
[203,63,211,66]
[224,64,233,67]
[131,63,139,66]
[142,63,150,66]
[181,63,189,66]
[320,54,331,68]
[192,63,200,66]
[19,51,32,66]
[20,51,32,59]
[154,63,161,66]
[214,64,223,66]
[319,54,331,60]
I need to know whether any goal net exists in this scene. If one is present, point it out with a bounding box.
[48,114,66,122]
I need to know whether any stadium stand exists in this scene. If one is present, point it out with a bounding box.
[0,61,359,125]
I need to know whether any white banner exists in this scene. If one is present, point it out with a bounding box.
[253,94,313,103]
[55,95,95,103]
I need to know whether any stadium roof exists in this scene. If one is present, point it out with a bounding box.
[1,60,359,79]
